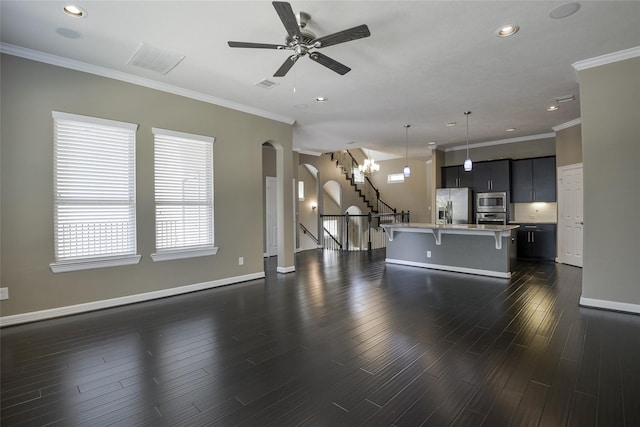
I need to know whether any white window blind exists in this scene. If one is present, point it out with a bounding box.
[51,111,139,272]
[152,128,216,260]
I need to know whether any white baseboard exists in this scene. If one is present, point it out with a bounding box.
[579,297,640,315]
[0,272,265,328]
[277,266,296,274]
[385,258,512,279]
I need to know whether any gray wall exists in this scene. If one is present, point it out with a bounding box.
[556,124,583,167]
[579,56,640,307]
[0,54,293,317]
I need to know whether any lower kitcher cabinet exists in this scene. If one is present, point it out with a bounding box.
[516,224,557,261]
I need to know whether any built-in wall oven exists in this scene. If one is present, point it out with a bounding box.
[476,212,507,225]
[476,192,507,225]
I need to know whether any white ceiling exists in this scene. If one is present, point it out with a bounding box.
[1,1,639,160]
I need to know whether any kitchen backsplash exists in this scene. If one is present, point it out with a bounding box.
[512,202,558,223]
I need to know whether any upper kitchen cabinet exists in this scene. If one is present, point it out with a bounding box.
[512,156,556,202]
[442,165,473,188]
[472,159,511,193]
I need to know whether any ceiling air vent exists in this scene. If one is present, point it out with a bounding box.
[555,94,575,103]
[255,79,279,89]
[126,43,185,75]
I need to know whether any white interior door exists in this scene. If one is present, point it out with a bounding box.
[266,177,278,257]
[558,164,583,267]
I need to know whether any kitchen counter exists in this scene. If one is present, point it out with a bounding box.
[510,221,557,224]
[381,223,519,278]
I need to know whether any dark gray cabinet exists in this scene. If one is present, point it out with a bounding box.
[516,223,556,260]
[512,156,556,202]
[472,160,511,193]
[442,165,473,188]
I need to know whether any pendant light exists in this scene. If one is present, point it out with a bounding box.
[403,124,411,177]
[463,111,473,171]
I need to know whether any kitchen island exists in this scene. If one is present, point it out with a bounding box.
[381,223,520,278]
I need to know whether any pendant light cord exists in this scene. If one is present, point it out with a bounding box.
[405,124,410,163]
[465,112,470,157]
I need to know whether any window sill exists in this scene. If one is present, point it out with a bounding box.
[50,255,142,273]
[151,247,219,262]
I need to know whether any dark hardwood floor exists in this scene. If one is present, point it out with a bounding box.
[1,250,639,426]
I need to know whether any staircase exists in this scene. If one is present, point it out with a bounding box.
[329,150,397,217]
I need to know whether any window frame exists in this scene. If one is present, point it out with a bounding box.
[50,111,141,273]
[151,128,217,262]
[387,173,406,184]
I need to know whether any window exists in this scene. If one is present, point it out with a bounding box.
[151,128,217,261]
[387,173,405,183]
[51,112,140,272]
[353,167,365,184]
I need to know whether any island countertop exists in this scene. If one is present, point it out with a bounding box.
[381,223,519,250]
[382,223,520,232]
[381,223,519,278]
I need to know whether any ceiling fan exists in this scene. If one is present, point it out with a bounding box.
[228,1,371,77]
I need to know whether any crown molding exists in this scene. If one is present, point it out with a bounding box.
[553,118,582,132]
[572,46,640,71]
[444,133,555,152]
[0,43,296,126]
[294,149,323,157]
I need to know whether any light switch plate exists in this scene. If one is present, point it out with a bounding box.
[0,288,8,300]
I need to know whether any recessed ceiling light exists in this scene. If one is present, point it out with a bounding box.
[506,128,517,132]
[547,105,560,111]
[428,141,437,146]
[549,2,581,19]
[496,25,519,37]
[63,5,87,18]
[445,122,456,127]
[315,96,328,102]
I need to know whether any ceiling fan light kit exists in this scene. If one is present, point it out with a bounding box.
[228,1,371,77]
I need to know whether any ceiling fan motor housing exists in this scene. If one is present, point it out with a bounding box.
[286,11,316,45]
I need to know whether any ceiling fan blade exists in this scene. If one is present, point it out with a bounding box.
[273,55,299,77]
[272,2,301,41]
[228,41,287,49]
[309,52,351,75]
[312,24,371,48]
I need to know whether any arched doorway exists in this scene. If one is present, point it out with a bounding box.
[298,164,319,251]
[345,205,363,251]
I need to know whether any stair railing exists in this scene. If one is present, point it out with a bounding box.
[299,222,318,244]
[320,211,409,251]
[330,150,396,215]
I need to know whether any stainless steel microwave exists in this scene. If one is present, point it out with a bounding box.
[476,192,507,212]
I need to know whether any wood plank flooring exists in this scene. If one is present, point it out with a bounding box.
[1,249,639,426]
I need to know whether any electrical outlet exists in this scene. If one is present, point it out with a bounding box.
[0,287,8,300]
[427,251,432,258]
[238,257,244,266]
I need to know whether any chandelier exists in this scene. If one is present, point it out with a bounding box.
[358,152,380,175]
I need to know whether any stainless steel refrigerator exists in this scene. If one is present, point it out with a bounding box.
[436,188,473,224]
